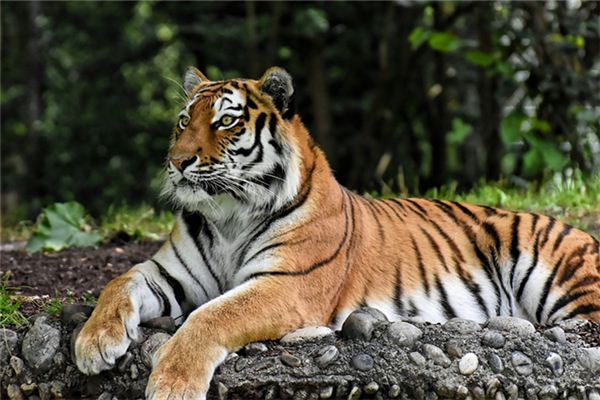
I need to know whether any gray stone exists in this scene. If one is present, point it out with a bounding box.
[348,386,362,400]
[315,345,338,368]
[234,357,248,372]
[576,347,600,373]
[341,310,378,340]
[319,386,334,399]
[544,352,563,376]
[505,384,519,400]
[244,342,268,355]
[409,351,426,367]
[488,353,504,373]
[52,351,65,366]
[21,317,60,371]
[422,344,451,367]
[589,390,600,400]
[471,386,486,399]
[38,383,51,400]
[117,352,134,372]
[543,327,566,343]
[388,385,401,398]
[482,331,506,348]
[456,385,469,399]
[351,353,374,371]
[142,316,177,333]
[364,381,379,394]
[280,351,301,368]
[97,392,113,400]
[130,364,139,380]
[49,381,65,398]
[10,355,24,375]
[486,377,501,397]
[217,382,228,400]
[511,351,533,375]
[361,307,388,322]
[557,319,588,333]
[539,385,558,399]
[444,318,481,334]
[446,340,463,358]
[140,332,171,368]
[458,353,478,375]
[0,328,19,362]
[487,316,535,336]
[388,322,423,347]
[6,384,24,400]
[20,382,36,395]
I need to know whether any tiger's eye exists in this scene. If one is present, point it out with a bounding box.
[180,115,190,126]
[220,115,234,126]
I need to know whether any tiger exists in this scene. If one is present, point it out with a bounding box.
[75,66,600,400]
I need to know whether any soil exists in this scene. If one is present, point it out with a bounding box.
[0,241,161,298]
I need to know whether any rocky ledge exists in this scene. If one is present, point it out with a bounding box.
[1,306,600,400]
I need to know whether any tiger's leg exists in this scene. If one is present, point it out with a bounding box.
[75,260,184,374]
[145,277,323,400]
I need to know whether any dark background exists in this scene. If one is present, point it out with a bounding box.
[2,1,599,221]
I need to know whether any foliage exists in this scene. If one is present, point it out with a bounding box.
[99,204,175,242]
[0,273,29,328]
[26,202,102,253]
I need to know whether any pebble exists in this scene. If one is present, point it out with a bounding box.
[511,351,533,375]
[443,318,481,334]
[280,351,301,368]
[487,316,535,336]
[244,342,268,355]
[117,352,134,372]
[422,344,451,367]
[456,385,469,399]
[21,317,61,371]
[142,316,177,333]
[506,384,519,399]
[140,332,171,368]
[130,364,139,380]
[351,353,374,371]
[543,327,566,343]
[539,385,558,399]
[364,381,379,394]
[558,319,588,332]
[0,329,19,362]
[348,386,362,400]
[388,385,401,398]
[458,353,478,375]
[576,347,600,373]
[10,355,25,375]
[319,386,334,399]
[361,307,388,321]
[341,310,379,340]
[488,353,504,373]
[544,352,563,376]
[315,345,338,368]
[589,390,600,400]
[471,386,485,399]
[446,340,463,358]
[6,384,24,400]
[60,304,94,325]
[49,381,65,398]
[409,351,426,367]
[20,383,36,395]
[485,378,501,397]
[97,392,113,400]
[217,382,228,400]
[52,352,65,367]
[481,331,506,348]
[281,326,333,344]
[235,357,248,372]
[38,383,50,400]
[388,322,423,347]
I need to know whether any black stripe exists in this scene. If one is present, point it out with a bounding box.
[530,214,540,236]
[182,212,224,294]
[481,221,512,312]
[428,218,465,264]
[388,198,407,213]
[408,300,419,317]
[379,199,405,221]
[246,96,258,109]
[552,224,573,255]
[143,275,171,317]
[231,112,266,156]
[509,214,522,290]
[170,237,210,299]
[435,275,457,319]
[394,265,405,316]
[564,303,600,320]
[570,275,600,292]
[244,241,285,265]
[540,218,557,248]
[150,259,186,306]
[516,230,543,301]
[535,254,565,323]
[482,222,501,250]
[558,244,590,286]
[363,199,385,243]
[449,201,480,224]
[403,199,429,219]
[420,226,449,272]
[409,234,430,295]
[245,189,350,281]
[547,289,593,322]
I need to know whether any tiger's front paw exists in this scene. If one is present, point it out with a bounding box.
[146,337,227,400]
[74,309,140,375]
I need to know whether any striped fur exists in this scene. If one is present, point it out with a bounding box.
[75,67,600,400]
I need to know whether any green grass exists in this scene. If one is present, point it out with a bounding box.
[0,273,29,328]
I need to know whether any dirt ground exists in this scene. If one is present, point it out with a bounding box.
[1,241,161,297]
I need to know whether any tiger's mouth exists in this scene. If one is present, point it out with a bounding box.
[176,178,223,196]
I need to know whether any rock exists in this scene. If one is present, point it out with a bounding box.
[117,352,134,372]
[539,385,558,399]
[341,310,379,340]
[422,344,451,367]
[130,364,139,380]
[60,304,94,327]
[217,382,228,400]
[234,357,248,372]
[348,386,362,400]
[6,384,24,400]
[443,318,481,334]
[142,316,177,333]
[557,319,588,332]
[21,317,60,371]
[544,352,563,376]
[458,353,478,375]
[38,382,50,400]
[543,327,566,343]
[351,353,374,371]
[456,385,469,399]
[10,355,24,375]
[409,351,426,367]
[446,340,463,358]
[471,386,486,399]
[364,381,379,394]
[140,332,171,368]
[319,386,334,399]
[481,331,506,348]
[52,352,65,367]
[20,383,36,395]
[511,351,533,375]
[488,353,504,373]
[49,381,65,398]
[576,347,600,373]
[361,307,388,322]
[280,351,301,368]
[485,378,501,397]
[244,342,268,356]
[388,322,423,347]
[487,316,535,336]
[281,326,333,344]
[97,392,113,400]
[0,329,19,363]
[315,345,338,368]
[589,390,600,400]
[389,385,401,398]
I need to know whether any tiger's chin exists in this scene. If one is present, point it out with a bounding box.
[163,182,247,219]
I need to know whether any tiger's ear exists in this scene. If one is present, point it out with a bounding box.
[259,67,295,119]
[183,66,208,96]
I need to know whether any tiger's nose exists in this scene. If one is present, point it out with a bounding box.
[170,155,198,172]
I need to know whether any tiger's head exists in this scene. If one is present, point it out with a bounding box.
[163,67,306,218]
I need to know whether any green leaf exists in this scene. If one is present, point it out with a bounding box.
[26,202,102,253]
[447,117,472,144]
[523,133,568,172]
[500,112,527,144]
[465,51,496,67]
[428,32,460,53]
[409,27,430,50]
[523,148,545,177]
